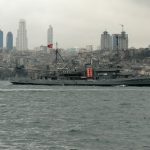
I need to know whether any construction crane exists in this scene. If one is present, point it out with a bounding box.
[120,24,124,32]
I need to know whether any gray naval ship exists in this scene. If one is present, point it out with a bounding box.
[10,46,150,86]
[11,66,150,86]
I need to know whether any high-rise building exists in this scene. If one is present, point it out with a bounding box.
[119,31,128,50]
[101,31,112,50]
[16,19,28,51]
[6,32,13,50]
[0,30,3,49]
[47,25,53,48]
[112,31,128,51]
[112,34,120,51]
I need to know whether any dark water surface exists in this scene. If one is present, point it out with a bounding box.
[0,81,150,150]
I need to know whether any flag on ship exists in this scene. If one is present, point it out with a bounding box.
[47,44,53,48]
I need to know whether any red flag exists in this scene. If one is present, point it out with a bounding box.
[47,44,53,48]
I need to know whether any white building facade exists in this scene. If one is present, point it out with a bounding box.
[16,19,28,51]
[47,25,53,46]
[101,31,112,50]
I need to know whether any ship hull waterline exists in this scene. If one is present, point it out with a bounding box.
[10,77,150,86]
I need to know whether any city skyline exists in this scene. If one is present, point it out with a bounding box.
[0,0,150,49]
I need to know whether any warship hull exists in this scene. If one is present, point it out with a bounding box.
[10,77,150,86]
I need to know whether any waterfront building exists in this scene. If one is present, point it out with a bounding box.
[112,31,128,51]
[6,32,13,50]
[16,19,28,51]
[0,30,3,49]
[101,31,112,50]
[47,25,53,48]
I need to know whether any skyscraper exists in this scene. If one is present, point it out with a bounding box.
[119,31,128,50]
[112,34,120,51]
[101,31,112,50]
[0,30,3,49]
[112,31,128,51]
[6,32,13,50]
[47,25,53,48]
[16,19,28,51]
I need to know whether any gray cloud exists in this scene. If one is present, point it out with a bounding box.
[0,0,150,49]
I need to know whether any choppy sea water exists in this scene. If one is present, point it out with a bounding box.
[0,81,150,150]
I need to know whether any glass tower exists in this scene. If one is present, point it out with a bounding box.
[0,30,3,49]
[6,32,13,50]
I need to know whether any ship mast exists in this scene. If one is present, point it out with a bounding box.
[55,42,64,64]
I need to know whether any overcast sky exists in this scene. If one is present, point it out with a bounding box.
[0,0,150,49]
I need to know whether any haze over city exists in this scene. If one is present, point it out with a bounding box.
[0,0,150,49]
